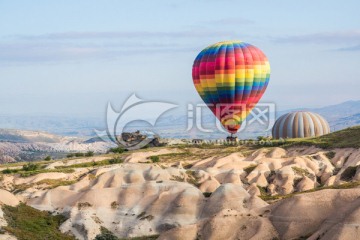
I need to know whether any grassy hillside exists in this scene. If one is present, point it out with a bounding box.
[2,203,74,240]
[280,125,360,149]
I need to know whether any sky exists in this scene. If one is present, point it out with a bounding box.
[0,0,359,117]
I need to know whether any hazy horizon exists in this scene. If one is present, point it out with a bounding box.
[0,99,358,119]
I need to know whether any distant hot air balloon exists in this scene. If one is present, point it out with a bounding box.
[192,41,270,135]
[272,111,330,139]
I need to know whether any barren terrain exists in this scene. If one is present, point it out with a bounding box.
[0,131,360,240]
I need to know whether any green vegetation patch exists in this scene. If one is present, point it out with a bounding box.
[2,166,75,178]
[147,151,192,163]
[244,165,258,175]
[95,227,118,240]
[37,179,77,189]
[163,146,254,162]
[170,170,201,187]
[65,151,96,158]
[259,181,360,202]
[276,126,360,149]
[56,157,123,169]
[95,226,159,240]
[257,186,268,196]
[22,163,39,171]
[13,179,77,194]
[149,156,159,163]
[108,147,126,154]
[185,170,200,187]
[19,168,75,178]
[292,167,314,178]
[2,203,74,240]
[85,151,95,157]
[1,168,13,174]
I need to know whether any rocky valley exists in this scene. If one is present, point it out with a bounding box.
[0,126,360,239]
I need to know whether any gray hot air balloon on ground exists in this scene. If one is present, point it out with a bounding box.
[272,111,330,139]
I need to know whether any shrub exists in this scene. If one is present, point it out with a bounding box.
[95,227,118,240]
[85,151,94,157]
[244,165,257,174]
[110,201,119,209]
[257,186,268,196]
[22,163,39,172]
[108,147,125,154]
[325,151,336,159]
[109,157,124,164]
[78,202,92,210]
[66,153,74,158]
[149,156,160,163]
[257,136,267,141]
[2,168,13,174]
[44,156,52,161]
[74,153,85,157]
[108,157,123,164]
[203,192,212,198]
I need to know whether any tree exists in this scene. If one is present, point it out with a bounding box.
[85,151,94,157]
[22,163,38,171]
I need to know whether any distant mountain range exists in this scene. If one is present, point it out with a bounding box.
[278,100,360,132]
[0,115,103,137]
[0,100,359,140]
[149,100,360,139]
[0,129,115,163]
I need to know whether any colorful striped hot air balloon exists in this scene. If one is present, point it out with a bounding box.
[192,41,270,134]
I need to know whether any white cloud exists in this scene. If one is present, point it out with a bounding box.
[11,30,236,40]
[0,29,243,63]
[276,30,360,44]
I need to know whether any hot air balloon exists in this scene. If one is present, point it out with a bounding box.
[192,41,270,137]
[272,111,330,139]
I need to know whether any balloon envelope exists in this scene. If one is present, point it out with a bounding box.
[192,41,270,134]
[272,111,330,139]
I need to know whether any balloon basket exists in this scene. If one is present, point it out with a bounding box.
[226,136,238,142]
